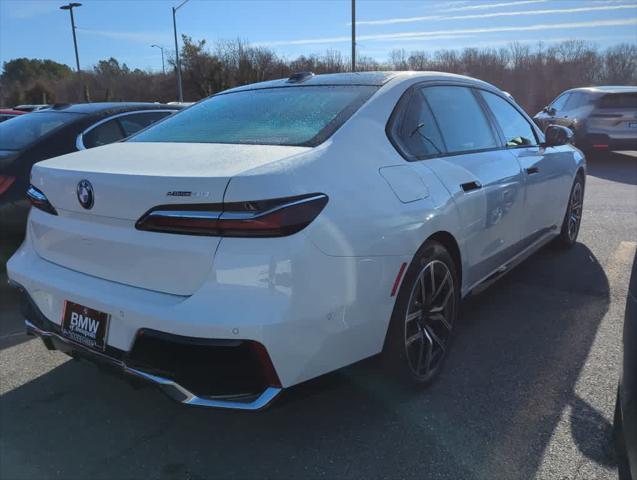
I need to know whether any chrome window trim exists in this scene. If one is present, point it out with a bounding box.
[76,109,176,150]
[386,80,545,162]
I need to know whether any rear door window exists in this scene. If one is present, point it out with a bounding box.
[421,85,497,154]
[118,111,172,137]
[82,119,125,149]
[480,91,538,147]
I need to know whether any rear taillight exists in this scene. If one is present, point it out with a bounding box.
[26,184,57,215]
[0,175,15,196]
[136,193,328,237]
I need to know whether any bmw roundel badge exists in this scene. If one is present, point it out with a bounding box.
[77,179,94,210]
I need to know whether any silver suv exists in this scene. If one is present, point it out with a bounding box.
[534,86,637,154]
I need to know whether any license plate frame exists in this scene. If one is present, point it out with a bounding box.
[61,300,110,351]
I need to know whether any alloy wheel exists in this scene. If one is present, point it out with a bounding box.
[404,259,456,379]
[568,181,583,242]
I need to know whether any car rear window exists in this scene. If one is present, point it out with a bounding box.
[598,93,637,109]
[129,85,378,147]
[0,111,82,151]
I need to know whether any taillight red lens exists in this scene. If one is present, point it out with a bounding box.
[0,175,15,196]
[136,193,328,238]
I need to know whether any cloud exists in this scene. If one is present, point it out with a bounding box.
[260,33,478,47]
[441,0,548,12]
[4,0,58,19]
[355,4,637,26]
[260,18,637,47]
[76,29,172,45]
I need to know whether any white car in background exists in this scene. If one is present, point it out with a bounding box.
[8,71,585,410]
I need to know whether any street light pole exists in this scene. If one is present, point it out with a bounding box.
[172,0,190,102]
[60,3,82,73]
[351,0,356,72]
[151,44,166,74]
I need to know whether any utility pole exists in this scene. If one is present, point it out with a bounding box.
[172,0,190,102]
[351,0,356,72]
[60,3,82,74]
[151,44,166,74]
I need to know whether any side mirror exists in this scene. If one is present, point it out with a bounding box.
[543,124,574,147]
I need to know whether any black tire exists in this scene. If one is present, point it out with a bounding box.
[554,173,585,248]
[615,388,633,480]
[383,240,460,386]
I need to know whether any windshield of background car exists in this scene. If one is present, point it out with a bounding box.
[0,111,82,151]
[129,85,378,147]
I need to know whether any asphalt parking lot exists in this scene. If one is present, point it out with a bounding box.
[1,152,636,480]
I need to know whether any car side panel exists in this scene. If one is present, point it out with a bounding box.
[416,151,526,288]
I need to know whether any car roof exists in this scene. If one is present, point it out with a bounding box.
[33,102,180,115]
[223,72,399,93]
[566,86,637,94]
[221,71,499,95]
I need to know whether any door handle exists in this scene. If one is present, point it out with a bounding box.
[461,181,482,192]
[525,167,540,175]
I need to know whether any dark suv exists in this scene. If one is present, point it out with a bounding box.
[534,86,637,154]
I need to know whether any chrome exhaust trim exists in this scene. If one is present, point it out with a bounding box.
[25,319,282,411]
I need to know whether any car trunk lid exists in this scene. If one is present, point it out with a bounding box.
[29,142,310,295]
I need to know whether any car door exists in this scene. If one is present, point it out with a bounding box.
[478,89,572,241]
[405,84,526,287]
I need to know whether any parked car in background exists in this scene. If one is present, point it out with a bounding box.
[0,109,27,123]
[534,86,637,154]
[0,102,181,230]
[7,72,585,410]
[615,254,637,480]
[13,104,51,112]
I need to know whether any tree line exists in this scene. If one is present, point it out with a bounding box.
[1,37,635,114]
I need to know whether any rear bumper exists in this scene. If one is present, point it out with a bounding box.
[7,221,400,388]
[17,285,281,410]
[577,132,637,151]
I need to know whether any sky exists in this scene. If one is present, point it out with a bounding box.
[1,0,636,72]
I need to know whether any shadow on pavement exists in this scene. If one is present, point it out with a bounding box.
[570,395,615,468]
[587,152,637,185]
[0,229,28,350]
[0,243,611,479]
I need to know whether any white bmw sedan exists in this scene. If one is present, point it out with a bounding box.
[7,72,585,410]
